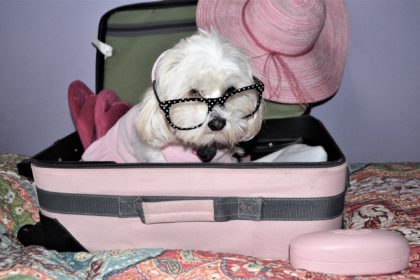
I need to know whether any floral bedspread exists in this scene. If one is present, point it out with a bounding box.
[0,154,419,279]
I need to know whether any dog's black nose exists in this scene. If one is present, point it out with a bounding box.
[208,117,226,131]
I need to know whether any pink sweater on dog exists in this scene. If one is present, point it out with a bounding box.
[82,105,237,163]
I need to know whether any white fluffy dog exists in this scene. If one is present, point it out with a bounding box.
[82,30,265,163]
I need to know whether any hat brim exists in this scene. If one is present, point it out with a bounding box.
[196,0,348,104]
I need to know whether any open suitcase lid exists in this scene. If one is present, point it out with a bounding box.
[94,0,308,119]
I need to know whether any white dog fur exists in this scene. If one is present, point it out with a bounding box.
[82,30,264,163]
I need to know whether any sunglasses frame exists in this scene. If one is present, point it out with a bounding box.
[153,76,265,130]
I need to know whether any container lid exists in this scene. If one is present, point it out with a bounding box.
[290,229,410,275]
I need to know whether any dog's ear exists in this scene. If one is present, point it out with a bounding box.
[241,102,265,142]
[135,88,175,148]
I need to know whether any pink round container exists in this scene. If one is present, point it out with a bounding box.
[289,229,410,276]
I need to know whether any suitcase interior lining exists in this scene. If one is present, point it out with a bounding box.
[96,0,306,120]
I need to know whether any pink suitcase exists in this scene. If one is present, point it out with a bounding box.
[17,0,348,260]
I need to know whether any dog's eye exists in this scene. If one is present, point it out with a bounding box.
[189,89,201,97]
[224,87,237,95]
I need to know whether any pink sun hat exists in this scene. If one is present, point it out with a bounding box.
[196,0,348,104]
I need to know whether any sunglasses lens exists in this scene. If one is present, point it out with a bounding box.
[224,89,260,118]
[169,101,209,129]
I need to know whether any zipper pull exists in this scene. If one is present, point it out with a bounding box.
[92,39,113,59]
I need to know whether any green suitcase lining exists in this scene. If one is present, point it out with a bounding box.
[101,4,306,119]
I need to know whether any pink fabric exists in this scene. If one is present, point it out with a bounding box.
[41,209,342,260]
[81,105,141,163]
[142,200,215,224]
[196,0,349,104]
[68,80,131,150]
[82,104,237,163]
[32,163,347,198]
[33,162,347,259]
[161,145,237,163]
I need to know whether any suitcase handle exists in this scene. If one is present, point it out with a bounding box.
[139,200,215,224]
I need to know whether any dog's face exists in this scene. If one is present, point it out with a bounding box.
[136,30,264,149]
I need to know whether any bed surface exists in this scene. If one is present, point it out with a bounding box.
[1,154,419,279]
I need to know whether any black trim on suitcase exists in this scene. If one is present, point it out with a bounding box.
[96,0,198,93]
[36,188,345,222]
[17,132,84,179]
[17,214,87,252]
[19,116,347,179]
